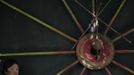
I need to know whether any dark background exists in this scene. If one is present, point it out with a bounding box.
[0,0,134,75]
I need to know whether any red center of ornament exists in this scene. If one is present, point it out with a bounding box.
[76,34,114,70]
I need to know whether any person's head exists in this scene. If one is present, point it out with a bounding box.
[3,59,19,75]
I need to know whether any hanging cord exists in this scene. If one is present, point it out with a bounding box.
[71,22,92,50]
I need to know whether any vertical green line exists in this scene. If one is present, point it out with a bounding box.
[92,0,95,14]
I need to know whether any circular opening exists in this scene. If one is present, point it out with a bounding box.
[90,46,101,60]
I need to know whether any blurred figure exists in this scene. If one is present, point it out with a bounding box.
[2,59,19,75]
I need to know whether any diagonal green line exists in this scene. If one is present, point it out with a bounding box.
[98,0,112,16]
[105,67,112,75]
[0,0,77,43]
[62,0,84,33]
[56,60,79,75]
[112,28,134,43]
[104,0,126,35]
[112,60,134,74]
